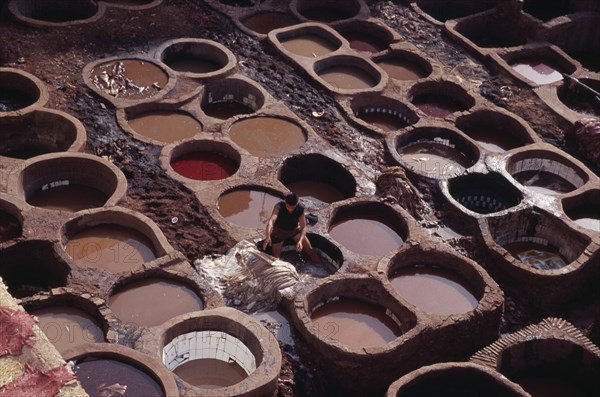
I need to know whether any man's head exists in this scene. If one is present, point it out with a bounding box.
[284,192,298,211]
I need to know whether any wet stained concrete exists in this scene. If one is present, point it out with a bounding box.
[1,1,599,396]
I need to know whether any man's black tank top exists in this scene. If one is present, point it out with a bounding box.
[274,201,304,230]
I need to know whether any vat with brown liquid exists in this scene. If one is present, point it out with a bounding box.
[229,117,306,157]
[65,225,156,273]
[218,190,280,229]
[109,278,204,327]
[28,184,108,212]
[318,65,377,90]
[174,358,248,389]
[399,142,472,178]
[310,299,402,348]
[281,35,338,57]
[127,111,201,143]
[328,217,403,256]
[513,170,576,195]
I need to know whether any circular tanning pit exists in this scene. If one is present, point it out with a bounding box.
[89,59,169,101]
[279,153,356,206]
[217,187,281,229]
[557,77,600,117]
[228,116,307,157]
[29,301,105,354]
[277,25,342,58]
[71,354,164,397]
[65,224,156,274]
[279,233,342,278]
[335,21,393,53]
[386,362,526,397]
[17,154,126,212]
[392,127,479,179]
[386,249,483,316]
[448,173,523,215]
[314,55,383,92]
[156,39,235,77]
[311,298,402,349]
[241,12,299,35]
[300,277,416,353]
[453,12,528,49]
[8,0,100,26]
[0,109,85,159]
[506,149,589,196]
[109,277,204,327]
[295,0,361,22]
[410,81,475,118]
[0,240,69,298]
[499,339,600,397]
[169,140,240,181]
[486,209,590,274]
[125,109,202,144]
[374,51,431,81]
[328,202,407,257]
[0,68,46,114]
[455,109,535,153]
[201,78,264,120]
[161,308,281,393]
[351,95,418,133]
[562,189,600,233]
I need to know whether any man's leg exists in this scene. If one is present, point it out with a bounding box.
[271,241,284,258]
[293,234,321,264]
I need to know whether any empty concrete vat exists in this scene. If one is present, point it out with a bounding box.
[328,201,409,257]
[278,153,356,207]
[409,80,475,119]
[446,172,523,215]
[412,0,503,23]
[201,77,265,120]
[562,188,600,234]
[386,362,527,397]
[11,153,127,212]
[505,146,591,197]
[0,240,70,298]
[156,308,281,395]
[542,13,600,72]
[0,67,48,115]
[8,0,102,27]
[314,55,386,94]
[373,49,432,82]
[479,207,597,307]
[64,343,179,397]
[25,293,106,355]
[447,9,537,54]
[471,318,600,397]
[165,139,241,181]
[61,207,172,274]
[156,38,236,78]
[289,274,419,396]
[0,109,86,159]
[292,0,365,23]
[455,108,538,153]
[0,195,23,244]
[350,94,419,134]
[388,126,480,180]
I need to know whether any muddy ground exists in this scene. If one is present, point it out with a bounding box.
[1,1,598,396]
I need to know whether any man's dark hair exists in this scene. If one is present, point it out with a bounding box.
[284,192,298,206]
